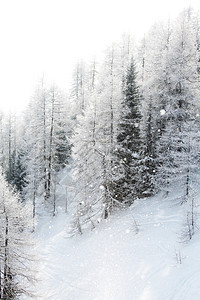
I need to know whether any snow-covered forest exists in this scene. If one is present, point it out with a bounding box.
[1,7,200,299]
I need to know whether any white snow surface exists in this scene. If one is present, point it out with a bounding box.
[31,193,200,300]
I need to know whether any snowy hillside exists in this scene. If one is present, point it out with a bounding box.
[1,4,200,300]
[32,192,200,300]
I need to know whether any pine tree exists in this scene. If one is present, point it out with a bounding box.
[113,58,143,205]
[11,149,27,198]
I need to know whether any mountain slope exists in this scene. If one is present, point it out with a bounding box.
[33,192,200,300]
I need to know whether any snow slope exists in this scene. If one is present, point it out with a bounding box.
[32,193,200,300]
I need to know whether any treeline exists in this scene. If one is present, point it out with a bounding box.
[0,8,199,230]
[70,8,200,235]
[0,84,73,298]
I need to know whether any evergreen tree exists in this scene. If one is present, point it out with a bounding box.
[113,58,143,205]
[140,98,157,197]
[9,149,27,198]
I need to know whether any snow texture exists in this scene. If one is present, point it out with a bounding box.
[31,190,200,300]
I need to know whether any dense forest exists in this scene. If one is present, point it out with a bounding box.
[0,7,200,298]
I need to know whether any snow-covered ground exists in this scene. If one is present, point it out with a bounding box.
[32,192,200,300]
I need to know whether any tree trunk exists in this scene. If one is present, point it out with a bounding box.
[47,89,55,200]
[3,214,9,299]
[43,90,48,201]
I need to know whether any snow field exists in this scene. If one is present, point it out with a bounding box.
[33,193,200,300]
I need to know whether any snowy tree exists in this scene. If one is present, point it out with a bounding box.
[45,85,72,215]
[155,8,200,199]
[0,113,19,188]
[22,81,72,217]
[0,112,7,172]
[136,23,168,196]
[70,60,88,115]
[113,58,143,205]
[70,109,104,234]
[10,149,27,198]
[70,64,103,233]
[0,170,34,298]
[70,41,132,233]
[22,85,48,218]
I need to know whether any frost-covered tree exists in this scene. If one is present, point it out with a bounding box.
[70,60,88,115]
[22,84,48,217]
[10,149,27,198]
[0,170,34,299]
[0,113,19,188]
[22,81,72,217]
[113,58,143,205]
[0,112,9,173]
[45,85,72,215]
[155,8,200,199]
[0,112,27,199]
[70,109,104,234]
[71,40,134,233]
[70,64,102,233]
[136,24,168,196]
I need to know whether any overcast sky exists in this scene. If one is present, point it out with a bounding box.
[0,0,199,113]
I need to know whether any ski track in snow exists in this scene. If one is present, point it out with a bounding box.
[31,194,200,300]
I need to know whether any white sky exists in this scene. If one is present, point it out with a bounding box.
[0,0,199,113]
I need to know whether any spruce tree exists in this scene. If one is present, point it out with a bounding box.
[113,58,142,205]
[11,149,27,198]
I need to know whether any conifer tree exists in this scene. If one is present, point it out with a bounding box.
[113,58,143,205]
[11,149,27,198]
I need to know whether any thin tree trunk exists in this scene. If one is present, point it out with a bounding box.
[3,214,9,299]
[43,88,48,200]
[47,89,55,200]
[0,261,1,299]
[53,185,56,217]
[32,180,36,231]
[186,172,189,197]
[102,155,109,219]
[65,186,68,213]
[53,173,56,216]
[8,116,12,182]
